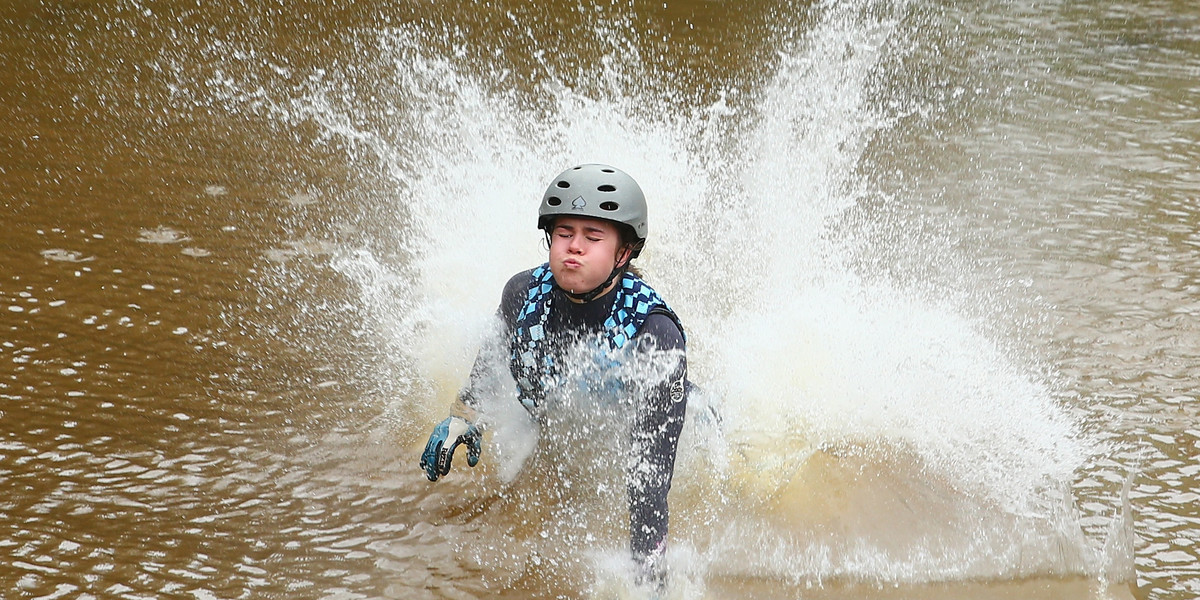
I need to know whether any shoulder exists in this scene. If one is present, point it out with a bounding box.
[502,269,535,297]
[622,274,685,349]
[496,268,537,327]
[638,310,685,351]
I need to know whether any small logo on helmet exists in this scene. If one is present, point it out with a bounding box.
[571,196,586,210]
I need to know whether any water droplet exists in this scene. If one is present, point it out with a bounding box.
[138,226,190,244]
[40,249,95,263]
[285,192,317,206]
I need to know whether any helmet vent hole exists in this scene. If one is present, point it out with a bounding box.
[600,168,615,173]
[597,184,617,192]
[599,201,619,211]
[547,196,562,206]
[556,181,571,188]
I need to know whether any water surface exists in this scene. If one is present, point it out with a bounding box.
[3,1,1198,598]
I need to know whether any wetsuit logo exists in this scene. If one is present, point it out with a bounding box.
[571,196,586,210]
[670,378,685,403]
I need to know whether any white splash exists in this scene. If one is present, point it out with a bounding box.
[218,0,1102,588]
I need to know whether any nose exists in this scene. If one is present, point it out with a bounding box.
[567,233,584,254]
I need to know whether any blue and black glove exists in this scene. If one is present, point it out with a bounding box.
[420,416,482,481]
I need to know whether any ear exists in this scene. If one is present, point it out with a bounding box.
[615,245,633,268]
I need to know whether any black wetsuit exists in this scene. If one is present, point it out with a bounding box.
[460,268,688,560]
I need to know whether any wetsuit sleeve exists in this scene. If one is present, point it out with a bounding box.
[494,269,531,331]
[627,311,688,561]
[456,270,531,410]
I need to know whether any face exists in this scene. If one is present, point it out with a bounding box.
[548,216,629,298]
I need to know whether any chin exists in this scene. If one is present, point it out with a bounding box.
[551,268,580,287]
[557,275,594,294]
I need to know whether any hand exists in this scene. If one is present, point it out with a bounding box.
[420,416,482,481]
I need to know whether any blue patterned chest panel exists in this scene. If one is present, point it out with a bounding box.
[509,263,680,410]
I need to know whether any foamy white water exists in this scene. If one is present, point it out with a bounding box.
[293,0,1114,590]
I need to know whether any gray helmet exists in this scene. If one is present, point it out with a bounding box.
[538,164,648,254]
